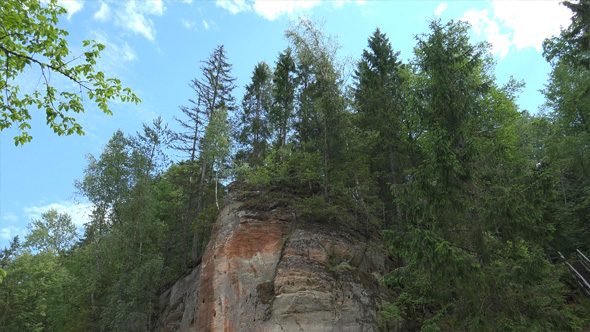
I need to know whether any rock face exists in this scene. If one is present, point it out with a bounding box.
[153,184,396,332]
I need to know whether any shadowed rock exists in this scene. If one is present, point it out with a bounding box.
[153,183,396,332]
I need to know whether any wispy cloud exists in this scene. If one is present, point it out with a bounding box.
[92,1,165,41]
[461,0,572,58]
[91,1,166,40]
[87,31,138,71]
[94,2,111,22]
[182,18,215,32]
[0,226,24,241]
[434,3,447,16]
[121,42,137,61]
[332,0,366,9]
[24,201,93,228]
[2,212,18,223]
[182,19,196,30]
[216,0,323,20]
[57,0,83,19]
[216,0,250,15]
[112,0,166,40]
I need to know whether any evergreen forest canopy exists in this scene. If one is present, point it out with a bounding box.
[2,1,590,331]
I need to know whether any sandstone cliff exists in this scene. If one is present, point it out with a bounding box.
[153,184,396,332]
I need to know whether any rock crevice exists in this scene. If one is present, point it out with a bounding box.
[153,184,396,332]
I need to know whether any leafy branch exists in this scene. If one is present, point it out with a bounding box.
[0,0,141,146]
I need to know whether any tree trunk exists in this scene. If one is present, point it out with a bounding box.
[323,114,330,199]
[215,169,220,211]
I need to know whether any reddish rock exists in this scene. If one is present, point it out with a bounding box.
[153,184,396,332]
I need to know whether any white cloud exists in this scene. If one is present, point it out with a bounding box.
[332,0,365,9]
[112,1,166,41]
[462,8,511,58]
[254,0,321,20]
[148,0,165,15]
[334,0,345,8]
[216,0,322,20]
[182,19,195,29]
[0,226,24,240]
[122,42,137,61]
[183,19,214,31]
[461,0,572,58]
[216,0,250,15]
[88,30,138,69]
[493,1,571,52]
[434,3,447,16]
[24,201,93,228]
[2,212,18,223]
[94,2,110,22]
[57,0,83,19]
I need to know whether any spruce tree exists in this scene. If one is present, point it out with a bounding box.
[354,28,413,226]
[286,18,348,197]
[384,20,579,331]
[175,45,236,263]
[271,48,297,149]
[542,1,590,254]
[237,61,273,165]
[562,0,590,68]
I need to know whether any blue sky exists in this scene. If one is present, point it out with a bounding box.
[0,0,573,247]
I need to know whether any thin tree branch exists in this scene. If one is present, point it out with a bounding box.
[0,45,94,92]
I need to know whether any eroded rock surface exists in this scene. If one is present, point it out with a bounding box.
[153,184,396,332]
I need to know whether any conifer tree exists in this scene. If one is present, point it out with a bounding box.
[173,97,204,265]
[354,29,414,226]
[174,45,236,262]
[76,127,172,331]
[542,1,590,254]
[562,0,590,68]
[237,61,272,165]
[384,20,578,331]
[271,48,297,148]
[286,18,347,197]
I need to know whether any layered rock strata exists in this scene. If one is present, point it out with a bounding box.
[154,184,396,332]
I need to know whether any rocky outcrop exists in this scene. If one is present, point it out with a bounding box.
[153,184,396,332]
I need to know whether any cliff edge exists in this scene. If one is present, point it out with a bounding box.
[153,183,396,332]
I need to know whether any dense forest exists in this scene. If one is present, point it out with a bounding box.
[1,0,590,331]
